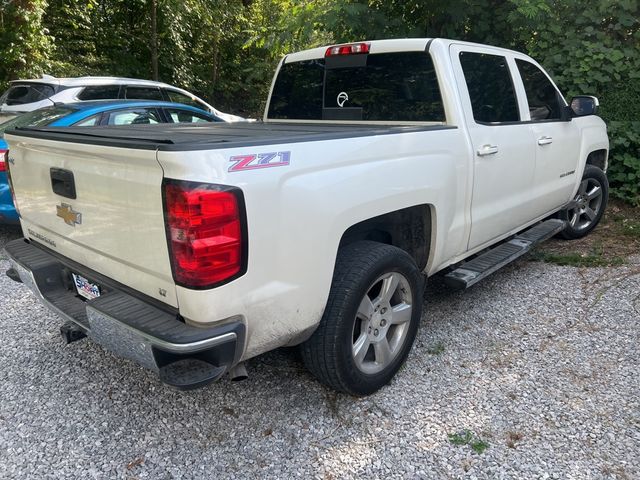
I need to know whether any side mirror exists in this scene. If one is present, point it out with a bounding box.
[570,95,599,117]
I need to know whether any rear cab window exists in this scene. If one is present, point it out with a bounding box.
[0,83,55,106]
[267,51,445,123]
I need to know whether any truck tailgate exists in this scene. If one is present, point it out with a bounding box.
[5,134,177,307]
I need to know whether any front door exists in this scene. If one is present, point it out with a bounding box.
[513,57,582,213]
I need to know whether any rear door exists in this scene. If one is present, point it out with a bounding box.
[451,44,538,250]
[5,134,177,306]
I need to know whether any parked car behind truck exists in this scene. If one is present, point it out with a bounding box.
[0,100,223,224]
[4,38,608,395]
[0,76,244,124]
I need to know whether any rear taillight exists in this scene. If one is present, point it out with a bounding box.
[325,42,370,57]
[0,149,7,172]
[163,179,247,288]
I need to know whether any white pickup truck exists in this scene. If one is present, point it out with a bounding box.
[4,39,608,395]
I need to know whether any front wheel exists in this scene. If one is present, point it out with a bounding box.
[301,241,423,396]
[557,165,608,240]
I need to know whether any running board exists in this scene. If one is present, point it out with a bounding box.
[444,219,566,290]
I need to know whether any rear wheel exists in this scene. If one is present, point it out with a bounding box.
[557,165,608,240]
[301,241,423,396]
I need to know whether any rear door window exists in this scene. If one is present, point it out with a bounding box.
[124,87,163,101]
[459,52,520,123]
[73,115,101,127]
[77,85,121,101]
[268,52,445,122]
[165,108,216,123]
[515,60,564,120]
[0,83,55,106]
[105,108,162,125]
[165,90,208,110]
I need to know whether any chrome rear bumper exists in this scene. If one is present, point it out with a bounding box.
[5,238,245,390]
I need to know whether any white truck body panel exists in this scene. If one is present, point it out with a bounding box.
[4,38,608,369]
[157,127,469,357]
[7,137,178,306]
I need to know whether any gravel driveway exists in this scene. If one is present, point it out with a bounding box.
[1,225,638,479]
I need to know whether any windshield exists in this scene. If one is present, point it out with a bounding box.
[0,83,55,106]
[0,106,75,137]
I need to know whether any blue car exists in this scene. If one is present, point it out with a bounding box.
[0,100,222,224]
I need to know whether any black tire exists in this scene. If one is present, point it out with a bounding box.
[557,165,608,240]
[301,241,423,396]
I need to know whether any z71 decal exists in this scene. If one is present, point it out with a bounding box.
[228,151,291,172]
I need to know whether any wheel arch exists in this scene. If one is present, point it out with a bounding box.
[338,204,434,271]
[586,148,608,172]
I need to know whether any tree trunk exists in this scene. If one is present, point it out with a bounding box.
[211,32,219,100]
[150,0,159,80]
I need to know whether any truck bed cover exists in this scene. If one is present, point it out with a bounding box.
[8,122,452,151]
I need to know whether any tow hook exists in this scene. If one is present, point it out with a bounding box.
[6,268,22,283]
[60,321,87,344]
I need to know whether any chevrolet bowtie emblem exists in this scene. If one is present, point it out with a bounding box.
[56,203,82,226]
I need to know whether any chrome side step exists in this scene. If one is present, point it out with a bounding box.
[444,219,566,290]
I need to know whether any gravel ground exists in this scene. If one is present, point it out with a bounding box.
[0,224,638,479]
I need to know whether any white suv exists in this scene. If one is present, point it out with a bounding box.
[0,76,244,123]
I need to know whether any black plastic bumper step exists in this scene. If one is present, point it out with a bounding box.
[5,268,22,283]
[444,219,566,290]
[159,359,227,390]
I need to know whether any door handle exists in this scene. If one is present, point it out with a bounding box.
[537,136,553,145]
[477,144,499,156]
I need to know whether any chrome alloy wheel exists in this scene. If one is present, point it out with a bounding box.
[568,177,604,232]
[352,272,413,374]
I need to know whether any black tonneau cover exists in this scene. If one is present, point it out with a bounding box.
[8,122,452,151]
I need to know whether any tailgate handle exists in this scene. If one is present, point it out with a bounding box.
[50,168,77,199]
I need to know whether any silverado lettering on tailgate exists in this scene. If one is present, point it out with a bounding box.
[228,151,290,172]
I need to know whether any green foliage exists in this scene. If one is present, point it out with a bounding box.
[448,430,490,454]
[532,247,626,268]
[621,218,640,238]
[0,0,638,202]
[426,341,445,355]
[0,0,53,88]
[508,0,640,204]
[607,121,640,204]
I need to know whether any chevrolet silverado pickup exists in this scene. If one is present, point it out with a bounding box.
[3,39,609,395]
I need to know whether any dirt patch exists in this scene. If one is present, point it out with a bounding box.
[532,199,640,267]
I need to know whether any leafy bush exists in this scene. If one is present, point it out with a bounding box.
[508,0,640,204]
[598,82,640,205]
[607,121,640,205]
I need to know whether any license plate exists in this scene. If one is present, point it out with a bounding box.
[72,273,101,300]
